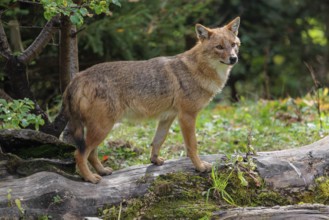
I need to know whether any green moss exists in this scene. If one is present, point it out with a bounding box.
[151,172,209,200]
[15,144,74,159]
[101,172,216,219]
[314,176,329,204]
[255,191,290,206]
[142,199,216,219]
[100,171,329,219]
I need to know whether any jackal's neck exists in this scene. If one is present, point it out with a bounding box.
[180,43,232,94]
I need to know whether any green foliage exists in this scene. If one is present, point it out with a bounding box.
[6,189,25,217]
[52,195,63,204]
[0,98,45,130]
[7,189,12,207]
[15,198,25,216]
[79,0,212,58]
[206,166,236,206]
[77,0,329,98]
[206,151,261,206]
[40,0,121,25]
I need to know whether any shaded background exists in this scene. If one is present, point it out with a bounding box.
[1,0,328,109]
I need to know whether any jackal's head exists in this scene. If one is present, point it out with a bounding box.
[195,17,240,65]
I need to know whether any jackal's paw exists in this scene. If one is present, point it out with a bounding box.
[84,173,102,184]
[98,167,113,176]
[196,161,213,173]
[151,156,165,166]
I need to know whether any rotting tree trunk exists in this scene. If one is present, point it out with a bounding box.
[1,136,329,219]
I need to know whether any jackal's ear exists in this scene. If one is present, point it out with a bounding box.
[226,17,240,35]
[195,24,212,41]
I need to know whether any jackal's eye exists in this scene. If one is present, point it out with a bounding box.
[216,45,224,50]
[231,43,236,47]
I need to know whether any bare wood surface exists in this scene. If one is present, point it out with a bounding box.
[0,136,328,219]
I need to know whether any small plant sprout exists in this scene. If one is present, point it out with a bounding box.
[206,166,236,206]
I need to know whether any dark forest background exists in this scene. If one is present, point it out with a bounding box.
[1,0,328,110]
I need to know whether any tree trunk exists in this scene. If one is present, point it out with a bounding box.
[56,15,80,142]
[59,15,79,94]
[1,136,329,219]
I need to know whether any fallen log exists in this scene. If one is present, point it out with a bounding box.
[213,204,329,219]
[0,129,75,159]
[0,135,329,219]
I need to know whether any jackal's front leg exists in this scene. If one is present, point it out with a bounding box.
[150,116,176,165]
[178,111,212,172]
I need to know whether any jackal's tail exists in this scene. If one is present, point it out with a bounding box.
[62,89,86,153]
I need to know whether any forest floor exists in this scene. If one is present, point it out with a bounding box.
[98,88,329,171]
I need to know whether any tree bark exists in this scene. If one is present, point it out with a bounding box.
[0,18,12,59]
[1,136,329,219]
[59,15,79,93]
[0,89,13,101]
[57,15,80,142]
[17,15,60,64]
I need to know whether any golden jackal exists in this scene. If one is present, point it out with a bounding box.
[63,17,241,183]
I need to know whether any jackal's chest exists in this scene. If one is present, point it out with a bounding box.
[195,68,231,96]
[206,62,232,94]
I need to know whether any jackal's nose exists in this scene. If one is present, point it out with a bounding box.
[229,57,238,64]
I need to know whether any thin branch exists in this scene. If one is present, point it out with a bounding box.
[18,14,60,64]
[16,0,42,5]
[0,89,13,102]
[0,18,12,60]
[304,62,323,131]
[71,27,85,37]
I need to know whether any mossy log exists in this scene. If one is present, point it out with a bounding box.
[0,129,75,159]
[0,135,329,219]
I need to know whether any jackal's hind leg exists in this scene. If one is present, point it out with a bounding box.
[77,122,113,183]
[75,148,102,184]
[88,149,113,176]
[150,116,176,165]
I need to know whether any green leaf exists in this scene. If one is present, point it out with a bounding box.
[21,119,29,128]
[15,199,24,214]
[70,13,83,25]
[94,5,104,15]
[0,99,7,105]
[7,189,12,202]
[112,0,121,7]
[237,170,248,187]
[79,8,88,16]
